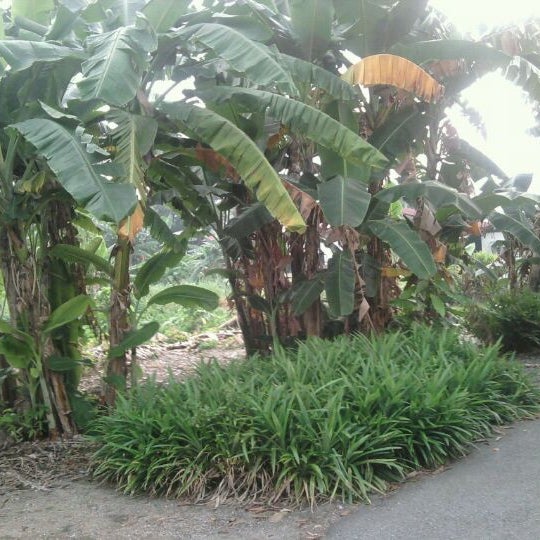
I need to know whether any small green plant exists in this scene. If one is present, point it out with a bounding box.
[391,272,467,329]
[0,405,48,442]
[466,290,540,352]
[90,325,539,506]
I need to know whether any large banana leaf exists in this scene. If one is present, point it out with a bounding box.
[489,212,540,253]
[374,181,482,219]
[134,250,185,300]
[344,54,444,103]
[279,53,357,100]
[161,102,306,233]
[12,118,138,223]
[0,41,84,72]
[109,322,160,357]
[199,86,388,170]
[144,207,185,252]
[171,23,298,96]
[43,295,93,334]
[50,244,113,276]
[334,0,388,57]
[505,56,540,103]
[77,17,156,106]
[318,176,371,227]
[390,40,509,67]
[290,0,333,61]
[108,110,158,204]
[367,219,436,279]
[147,285,219,311]
[12,0,54,25]
[290,276,325,316]
[224,203,274,239]
[142,0,190,32]
[325,250,356,317]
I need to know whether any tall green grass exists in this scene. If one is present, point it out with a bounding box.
[90,325,539,505]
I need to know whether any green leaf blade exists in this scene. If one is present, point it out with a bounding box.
[11,119,137,223]
[325,251,356,317]
[367,219,436,279]
[318,176,371,227]
[43,295,93,334]
[147,285,219,311]
[161,102,306,233]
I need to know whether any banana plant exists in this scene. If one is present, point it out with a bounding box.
[0,295,92,435]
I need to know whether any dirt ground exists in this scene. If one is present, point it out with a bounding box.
[0,479,345,539]
[1,335,539,539]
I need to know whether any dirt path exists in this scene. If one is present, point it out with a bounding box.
[0,481,344,539]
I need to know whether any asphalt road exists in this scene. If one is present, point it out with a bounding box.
[326,417,540,540]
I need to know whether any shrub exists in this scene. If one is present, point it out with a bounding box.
[466,290,540,352]
[90,325,539,505]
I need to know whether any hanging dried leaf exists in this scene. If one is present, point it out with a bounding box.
[344,54,444,103]
[468,221,482,236]
[381,266,412,278]
[195,144,239,180]
[427,59,466,80]
[283,179,318,220]
[266,126,289,150]
[433,242,447,264]
[358,297,370,322]
[118,203,144,243]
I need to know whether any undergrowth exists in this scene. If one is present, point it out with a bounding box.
[90,325,540,506]
[466,290,540,352]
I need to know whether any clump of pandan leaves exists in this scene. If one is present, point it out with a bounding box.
[90,325,539,506]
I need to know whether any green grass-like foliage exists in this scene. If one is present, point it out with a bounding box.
[90,326,539,505]
[467,290,540,352]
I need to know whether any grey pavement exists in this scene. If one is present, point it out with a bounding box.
[327,417,540,540]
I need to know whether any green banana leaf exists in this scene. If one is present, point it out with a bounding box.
[161,102,306,233]
[77,17,157,106]
[50,244,113,276]
[147,285,219,311]
[12,0,54,25]
[390,39,509,67]
[171,23,298,96]
[134,250,185,300]
[318,176,371,227]
[290,0,333,61]
[325,251,356,317]
[374,181,482,219]
[142,0,190,32]
[279,53,357,100]
[290,276,325,316]
[144,207,185,251]
[0,41,84,72]
[224,204,274,239]
[108,110,158,204]
[109,321,160,357]
[11,118,138,223]
[199,86,388,170]
[367,219,436,279]
[489,211,540,253]
[43,295,93,334]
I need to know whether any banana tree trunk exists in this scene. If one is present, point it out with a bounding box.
[0,231,17,408]
[105,237,131,406]
[0,223,76,436]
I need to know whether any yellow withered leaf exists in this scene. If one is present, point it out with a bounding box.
[381,267,412,278]
[344,54,444,103]
[118,203,144,243]
[433,243,447,264]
